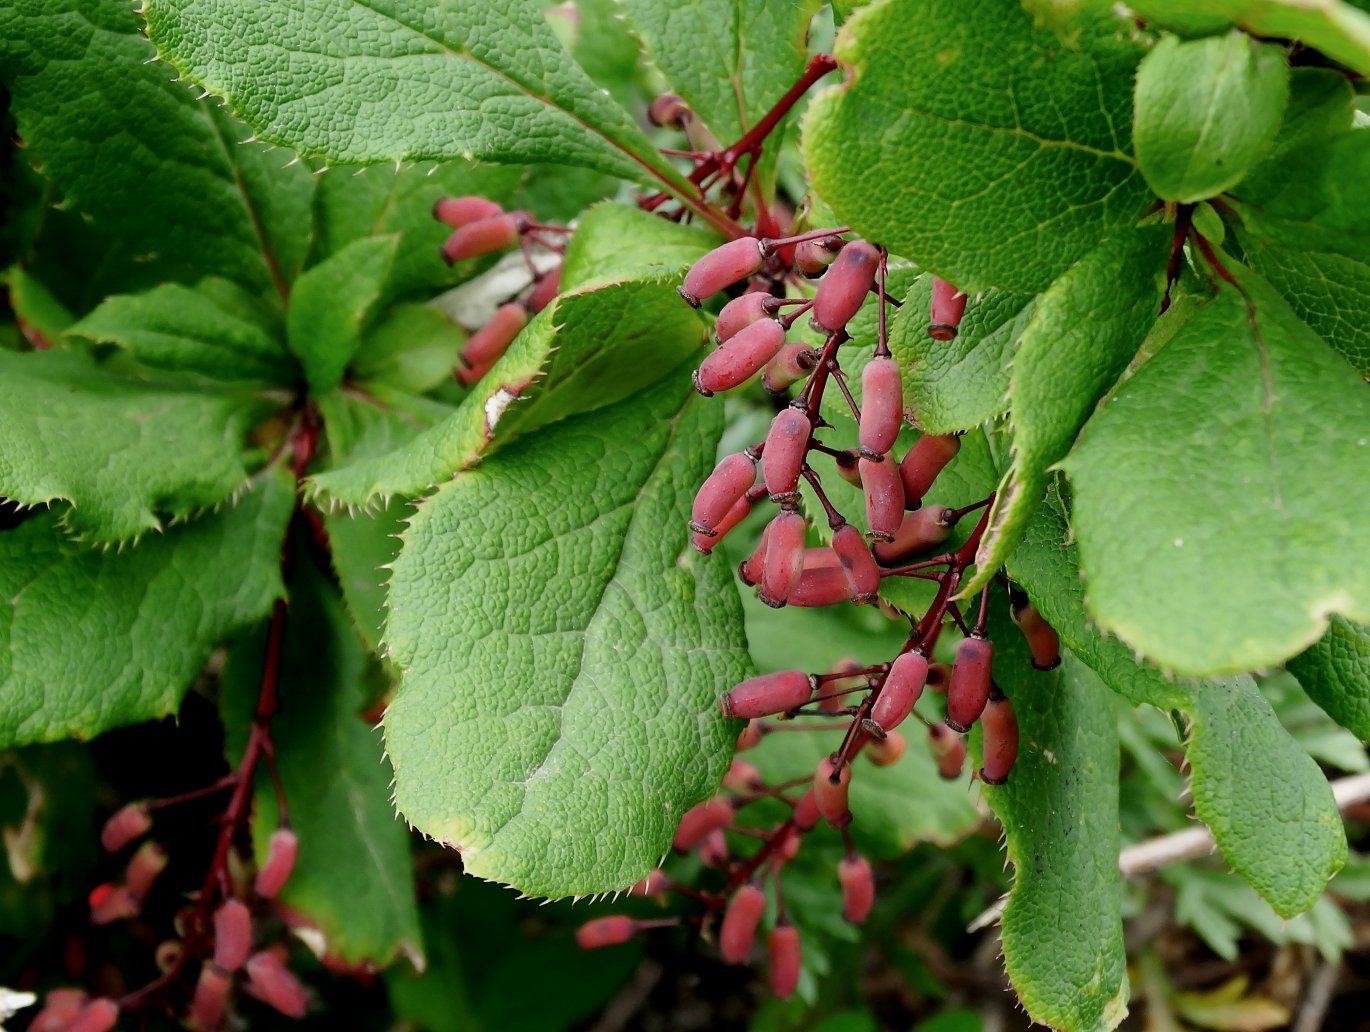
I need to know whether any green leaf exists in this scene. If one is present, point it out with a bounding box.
[968,227,1167,596]
[0,0,315,294]
[223,564,422,967]
[69,279,293,383]
[617,0,820,147]
[382,379,751,897]
[559,203,714,292]
[0,349,271,542]
[1132,31,1289,203]
[350,304,467,396]
[0,466,293,747]
[324,499,408,655]
[1062,270,1370,675]
[981,645,1128,1032]
[142,0,686,187]
[310,275,708,506]
[1288,617,1370,742]
[801,0,1150,293]
[317,387,455,470]
[287,235,399,394]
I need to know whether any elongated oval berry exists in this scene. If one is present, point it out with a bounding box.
[898,434,961,506]
[714,291,771,344]
[928,277,968,340]
[865,730,905,766]
[859,358,904,457]
[672,796,734,850]
[125,841,167,900]
[874,506,956,564]
[254,827,298,899]
[458,302,529,384]
[191,961,232,1030]
[576,915,636,949]
[101,802,150,852]
[927,723,967,779]
[811,240,880,332]
[762,342,820,394]
[776,825,801,862]
[759,510,807,607]
[719,670,815,720]
[762,407,811,501]
[245,951,308,1018]
[832,524,880,604]
[441,211,524,264]
[89,882,138,925]
[946,636,994,733]
[979,690,1019,785]
[699,828,729,868]
[66,998,118,1032]
[787,567,852,607]
[695,318,785,395]
[736,720,764,751]
[679,237,764,307]
[794,235,843,277]
[629,869,669,896]
[792,788,821,831]
[213,898,253,971]
[691,493,751,555]
[433,194,503,228]
[859,456,904,542]
[802,547,840,570]
[719,884,766,963]
[838,854,875,923]
[723,758,762,793]
[527,265,561,313]
[871,652,928,733]
[767,925,801,999]
[738,520,771,586]
[690,451,757,536]
[30,989,87,1032]
[1012,600,1062,670]
[813,756,852,827]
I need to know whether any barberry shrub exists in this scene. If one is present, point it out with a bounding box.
[2,0,1370,1029]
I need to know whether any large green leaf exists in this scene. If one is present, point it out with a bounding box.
[1288,617,1370,742]
[1062,270,1370,675]
[801,0,1150,293]
[324,499,408,655]
[0,349,271,542]
[0,467,293,747]
[382,379,751,897]
[559,203,715,292]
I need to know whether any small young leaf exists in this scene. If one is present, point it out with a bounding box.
[559,203,714,293]
[349,304,467,396]
[1288,617,1370,742]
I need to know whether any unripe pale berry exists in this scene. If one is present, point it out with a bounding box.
[678,237,764,307]
[527,266,561,313]
[433,194,503,228]
[762,407,811,502]
[254,827,299,899]
[672,796,734,850]
[859,456,904,542]
[859,358,904,457]
[838,853,875,923]
[458,302,528,384]
[1012,600,1062,670]
[762,343,820,394]
[694,318,786,395]
[191,961,232,1030]
[65,998,118,1032]
[126,841,167,900]
[928,723,967,779]
[690,493,751,555]
[786,567,853,607]
[690,452,757,537]
[871,652,928,733]
[714,291,771,344]
[811,240,880,332]
[246,951,308,1019]
[794,235,843,277]
[719,884,766,963]
[767,925,801,998]
[865,730,905,766]
[898,433,961,506]
[813,756,852,827]
[759,510,807,607]
[648,92,691,127]
[874,506,956,564]
[946,636,993,733]
[792,788,821,831]
[719,670,815,720]
[441,211,524,264]
[213,898,253,971]
[101,801,150,852]
[979,690,1019,785]
[928,276,968,339]
[832,524,880,604]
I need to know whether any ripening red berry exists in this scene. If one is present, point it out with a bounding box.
[576,915,637,949]
[694,318,786,395]
[787,567,853,607]
[859,456,904,542]
[898,434,961,507]
[672,796,734,850]
[690,493,751,555]
[874,506,956,564]
[1012,600,1062,670]
[648,92,692,127]
[738,520,770,587]
[838,853,875,923]
[191,961,232,1030]
[871,652,928,733]
[792,788,821,831]
[832,523,880,604]
[65,998,119,1032]
[125,841,167,900]
[811,240,880,332]
[101,801,150,852]
[433,194,503,228]
[629,869,669,896]
[946,636,994,733]
[699,828,730,868]
[678,237,765,307]
[813,756,852,827]
[794,234,843,277]
[458,302,529,384]
[802,547,841,570]
[865,730,905,766]
[928,276,968,339]
[722,758,762,793]
[762,407,811,502]
[927,723,967,779]
[714,291,771,344]
[245,951,308,1018]
[213,898,253,971]
[719,669,815,720]
[979,689,1019,785]
[762,342,820,394]
[767,925,801,998]
[89,882,138,925]
[926,661,951,694]
[441,211,525,264]
[254,827,299,899]
[859,358,904,457]
[719,884,766,963]
[821,657,866,712]
[759,510,807,607]
[736,720,764,751]
[30,988,88,1032]
[527,265,561,313]
[690,451,757,537]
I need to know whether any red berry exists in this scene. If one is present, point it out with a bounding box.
[898,434,961,506]
[979,689,1019,785]
[802,547,841,570]
[254,827,298,899]
[736,720,764,751]
[722,758,762,793]
[858,455,904,542]
[699,828,730,868]
[245,950,308,1018]
[191,961,232,1030]
[926,662,952,694]
[441,211,524,264]
[738,519,771,587]
[813,756,852,827]
[576,915,637,949]
[432,194,503,228]
[762,407,811,502]
[811,240,880,332]
[866,730,906,766]
[794,234,843,277]
[672,796,734,850]
[767,925,801,998]
[629,869,669,896]
[832,523,880,604]
[873,506,956,564]
[1012,600,1062,670]
[30,988,88,1032]
[678,237,764,307]
[786,566,853,607]
[719,884,766,963]
[101,802,150,852]
[694,318,786,395]
[125,841,167,900]
[648,92,691,127]
[714,291,771,344]
[457,302,529,384]
[65,998,119,1032]
[527,265,561,313]
[690,452,757,537]
[792,788,821,831]
[871,652,928,733]
[946,636,994,733]
[719,670,815,720]
[690,493,751,555]
[89,882,138,925]
[762,343,820,394]
[838,854,875,923]
[758,510,807,607]
[859,357,904,457]
[928,723,967,779]
[213,898,253,971]
[928,276,968,339]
